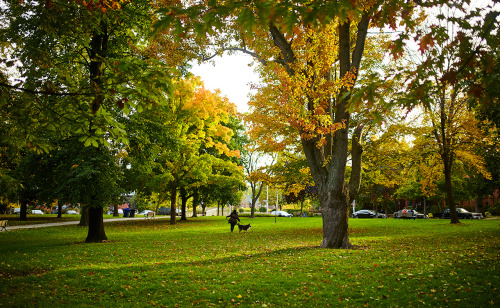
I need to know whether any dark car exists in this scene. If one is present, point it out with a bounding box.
[440,208,483,219]
[352,210,376,218]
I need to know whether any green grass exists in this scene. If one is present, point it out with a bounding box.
[0,217,498,307]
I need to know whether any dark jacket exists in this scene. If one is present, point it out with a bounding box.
[227,212,240,224]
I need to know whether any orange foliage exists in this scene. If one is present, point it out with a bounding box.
[74,0,128,13]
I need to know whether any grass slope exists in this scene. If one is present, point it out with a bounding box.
[0,217,498,307]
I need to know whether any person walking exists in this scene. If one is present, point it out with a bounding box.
[226,210,240,233]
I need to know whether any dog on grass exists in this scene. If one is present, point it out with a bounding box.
[237,223,252,233]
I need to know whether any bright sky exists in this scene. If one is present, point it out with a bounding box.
[190,54,260,113]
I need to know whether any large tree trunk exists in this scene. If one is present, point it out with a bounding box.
[319,182,351,248]
[266,15,368,248]
[85,206,107,243]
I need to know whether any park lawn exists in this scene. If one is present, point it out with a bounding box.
[0,217,498,307]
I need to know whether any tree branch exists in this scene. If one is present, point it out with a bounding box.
[0,82,92,96]
[349,124,364,202]
[269,23,296,75]
[199,46,269,66]
[351,13,370,75]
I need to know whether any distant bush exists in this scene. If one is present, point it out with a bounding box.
[258,207,267,213]
[238,208,244,213]
[487,206,500,215]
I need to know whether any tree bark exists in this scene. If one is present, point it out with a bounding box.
[57,200,62,218]
[85,206,107,243]
[319,181,351,248]
[265,15,369,249]
[79,205,89,227]
[250,182,263,218]
[475,197,482,214]
[89,21,108,114]
[192,190,199,217]
[443,151,459,223]
[20,199,28,221]
[180,187,187,221]
[169,185,177,225]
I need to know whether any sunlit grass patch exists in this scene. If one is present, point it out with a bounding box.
[0,217,498,307]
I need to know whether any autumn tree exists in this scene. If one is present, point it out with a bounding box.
[398,3,496,223]
[123,76,243,224]
[358,121,411,213]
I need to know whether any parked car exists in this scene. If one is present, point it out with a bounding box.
[13,208,20,214]
[271,210,293,217]
[413,210,428,219]
[393,209,427,219]
[138,210,156,216]
[66,210,79,215]
[352,210,376,218]
[440,208,483,219]
[31,209,44,215]
[376,212,388,219]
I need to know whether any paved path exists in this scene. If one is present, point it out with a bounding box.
[3,216,170,231]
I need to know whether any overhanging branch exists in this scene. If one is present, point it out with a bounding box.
[199,46,268,66]
[0,82,92,96]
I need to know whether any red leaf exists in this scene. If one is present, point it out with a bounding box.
[419,33,435,53]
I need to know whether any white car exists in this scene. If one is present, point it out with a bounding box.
[138,210,155,215]
[66,210,79,215]
[107,209,124,215]
[31,210,44,215]
[272,210,293,217]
